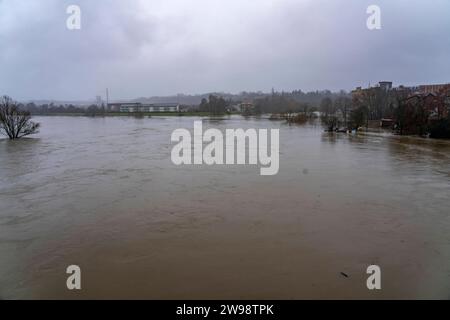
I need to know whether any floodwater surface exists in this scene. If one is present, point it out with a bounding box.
[0,116,449,299]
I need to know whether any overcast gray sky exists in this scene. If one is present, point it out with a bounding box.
[0,0,449,100]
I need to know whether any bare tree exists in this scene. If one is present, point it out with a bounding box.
[0,96,40,140]
[320,97,340,131]
[334,96,352,129]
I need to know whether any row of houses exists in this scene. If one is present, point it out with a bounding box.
[107,102,180,113]
[352,81,450,121]
[353,82,450,95]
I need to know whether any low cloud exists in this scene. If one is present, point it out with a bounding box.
[0,0,449,100]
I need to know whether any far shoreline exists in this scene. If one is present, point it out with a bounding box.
[31,112,219,117]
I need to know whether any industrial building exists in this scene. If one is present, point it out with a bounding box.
[107,102,180,113]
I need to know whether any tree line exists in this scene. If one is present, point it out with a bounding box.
[319,88,450,138]
[20,102,106,116]
[197,95,231,115]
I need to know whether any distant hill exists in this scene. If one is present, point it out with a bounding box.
[131,92,270,106]
[23,89,348,107]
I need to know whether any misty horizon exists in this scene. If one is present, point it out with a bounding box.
[16,79,450,105]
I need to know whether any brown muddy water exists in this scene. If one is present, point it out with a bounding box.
[0,116,449,299]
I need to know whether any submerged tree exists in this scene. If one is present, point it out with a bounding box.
[320,97,340,131]
[394,95,429,136]
[0,96,40,140]
[349,105,368,130]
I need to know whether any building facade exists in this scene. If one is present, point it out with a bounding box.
[108,102,180,113]
[352,82,450,128]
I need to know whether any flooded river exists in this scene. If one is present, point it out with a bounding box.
[1,116,449,299]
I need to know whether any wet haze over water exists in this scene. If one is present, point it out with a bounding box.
[0,116,449,299]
